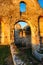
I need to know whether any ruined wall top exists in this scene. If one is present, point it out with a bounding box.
[0,0,43,18]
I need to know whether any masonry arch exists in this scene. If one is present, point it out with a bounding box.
[14,20,28,25]
[10,17,39,46]
[0,0,43,61]
[14,20,32,48]
[10,17,40,52]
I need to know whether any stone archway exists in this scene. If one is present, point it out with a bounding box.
[14,20,31,48]
[10,19,31,44]
[10,18,40,49]
[0,0,43,62]
[10,17,42,61]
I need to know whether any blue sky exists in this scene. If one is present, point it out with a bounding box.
[19,0,43,28]
[38,0,43,8]
[18,22,27,28]
[19,3,26,28]
[20,2,26,12]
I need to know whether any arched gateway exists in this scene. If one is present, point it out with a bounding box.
[0,0,43,61]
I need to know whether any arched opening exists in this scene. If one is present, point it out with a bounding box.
[38,0,43,8]
[20,1,26,12]
[13,21,32,64]
[14,21,31,48]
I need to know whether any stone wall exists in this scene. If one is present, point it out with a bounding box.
[0,0,42,45]
[0,0,43,61]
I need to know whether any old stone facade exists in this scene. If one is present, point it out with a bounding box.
[0,0,43,61]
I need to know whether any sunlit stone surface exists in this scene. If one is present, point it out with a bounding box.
[0,0,43,61]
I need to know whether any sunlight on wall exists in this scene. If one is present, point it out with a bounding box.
[39,17,43,36]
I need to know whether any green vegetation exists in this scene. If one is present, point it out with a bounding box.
[0,45,11,65]
[0,45,41,65]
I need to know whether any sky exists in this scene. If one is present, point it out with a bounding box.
[19,0,43,28]
[18,22,27,28]
[18,3,26,28]
[38,0,43,8]
[20,2,26,12]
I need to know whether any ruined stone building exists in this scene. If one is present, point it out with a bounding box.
[0,0,43,61]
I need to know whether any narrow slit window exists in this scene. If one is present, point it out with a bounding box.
[20,2,26,12]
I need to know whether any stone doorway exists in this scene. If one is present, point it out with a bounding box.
[14,21,31,48]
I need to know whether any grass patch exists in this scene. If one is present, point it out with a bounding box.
[0,45,11,65]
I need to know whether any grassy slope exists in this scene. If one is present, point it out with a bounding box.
[0,45,11,65]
